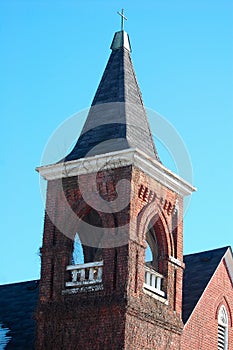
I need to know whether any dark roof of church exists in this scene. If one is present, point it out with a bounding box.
[65,30,160,162]
[182,246,229,324]
[0,280,39,349]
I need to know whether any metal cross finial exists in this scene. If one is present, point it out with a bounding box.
[117,8,127,31]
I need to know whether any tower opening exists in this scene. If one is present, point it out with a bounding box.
[72,233,84,265]
[71,209,103,264]
[145,227,159,271]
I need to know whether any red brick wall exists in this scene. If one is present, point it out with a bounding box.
[181,259,233,350]
[37,294,127,350]
[125,312,182,350]
[37,164,185,349]
[130,166,184,316]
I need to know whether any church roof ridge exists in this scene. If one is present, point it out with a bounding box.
[184,246,229,258]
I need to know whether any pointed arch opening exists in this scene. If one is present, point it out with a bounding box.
[144,216,168,274]
[66,209,104,290]
[145,227,159,271]
[144,217,168,298]
[72,233,84,265]
[70,209,103,264]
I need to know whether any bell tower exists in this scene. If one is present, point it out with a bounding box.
[36,23,195,350]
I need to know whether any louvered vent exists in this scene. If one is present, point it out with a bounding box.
[218,305,228,350]
[218,324,226,350]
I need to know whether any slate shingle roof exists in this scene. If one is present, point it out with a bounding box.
[0,280,39,350]
[65,30,160,162]
[182,246,229,324]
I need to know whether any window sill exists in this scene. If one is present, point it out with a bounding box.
[143,287,168,304]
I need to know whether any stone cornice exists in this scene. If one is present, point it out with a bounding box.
[36,148,196,196]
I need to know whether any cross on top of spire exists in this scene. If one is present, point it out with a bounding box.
[117,8,127,31]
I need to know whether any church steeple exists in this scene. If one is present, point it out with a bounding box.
[65,27,160,162]
[37,16,196,350]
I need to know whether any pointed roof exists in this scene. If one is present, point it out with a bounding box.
[182,246,232,324]
[65,30,160,162]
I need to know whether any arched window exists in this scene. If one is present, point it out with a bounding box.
[71,209,103,265]
[145,227,159,271]
[218,305,228,350]
[72,233,84,265]
[144,224,165,298]
[72,232,103,265]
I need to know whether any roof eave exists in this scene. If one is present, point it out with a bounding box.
[36,148,196,197]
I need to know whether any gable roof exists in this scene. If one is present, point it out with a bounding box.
[65,30,160,162]
[182,246,231,324]
[0,280,39,349]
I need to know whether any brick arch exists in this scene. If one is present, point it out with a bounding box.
[151,215,169,260]
[65,191,106,240]
[137,203,173,258]
[61,201,91,266]
[69,205,93,241]
[51,185,94,242]
[158,208,175,258]
[68,185,121,230]
[58,182,121,253]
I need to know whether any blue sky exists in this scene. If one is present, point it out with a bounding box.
[0,0,233,284]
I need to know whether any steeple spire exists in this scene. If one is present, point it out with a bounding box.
[110,9,131,52]
[65,26,160,162]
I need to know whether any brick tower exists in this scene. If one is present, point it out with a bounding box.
[36,27,195,350]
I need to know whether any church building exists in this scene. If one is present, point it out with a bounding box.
[0,17,232,350]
